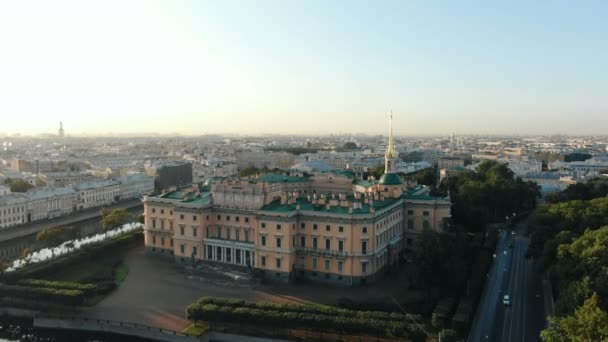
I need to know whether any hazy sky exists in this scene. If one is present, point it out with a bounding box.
[0,1,607,136]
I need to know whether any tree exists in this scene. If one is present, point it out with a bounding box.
[101,208,132,231]
[541,293,608,342]
[36,226,76,257]
[8,179,34,192]
[239,165,259,177]
[0,259,9,277]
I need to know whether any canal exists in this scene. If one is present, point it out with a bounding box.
[0,206,143,263]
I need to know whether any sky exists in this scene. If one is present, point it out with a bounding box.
[0,1,607,136]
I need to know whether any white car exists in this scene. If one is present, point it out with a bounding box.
[503,295,511,306]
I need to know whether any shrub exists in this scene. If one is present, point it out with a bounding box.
[17,279,97,297]
[186,297,423,338]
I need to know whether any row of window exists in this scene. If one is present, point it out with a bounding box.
[1,207,25,215]
[261,222,363,233]
[407,209,430,216]
[260,235,356,253]
[150,208,251,224]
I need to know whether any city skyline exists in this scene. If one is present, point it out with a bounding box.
[1,1,607,136]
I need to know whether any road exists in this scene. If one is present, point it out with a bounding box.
[468,223,546,342]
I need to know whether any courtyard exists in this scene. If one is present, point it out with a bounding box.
[85,244,418,332]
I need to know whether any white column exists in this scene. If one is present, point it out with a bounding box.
[232,248,236,264]
[212,245,216,261]
[222,247,226,262]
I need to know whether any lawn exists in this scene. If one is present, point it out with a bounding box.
[182,323,209,336]
[113,262,129,284]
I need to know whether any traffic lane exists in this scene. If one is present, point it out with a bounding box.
[507,236,527,342]
[468,230,509,342]
[494,233,520,342]
[524,256,545,341]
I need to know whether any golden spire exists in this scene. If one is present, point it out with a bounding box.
[386,112,397,159]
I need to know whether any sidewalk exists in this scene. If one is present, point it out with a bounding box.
[542,273,554,319]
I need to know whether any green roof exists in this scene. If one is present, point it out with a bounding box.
[332,169,356,179]
[355,180,375,188]
[254,174,308,183]
[260,196,399,215]
[379,173,403,185]
[160,189,212,205]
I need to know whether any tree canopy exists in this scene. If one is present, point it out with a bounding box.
[530,196,608,340]
[541,293,608,342]
[101,208,133,231]
[7,178,34,192]
[438,160,540,231]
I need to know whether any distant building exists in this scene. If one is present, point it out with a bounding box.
[40,171,97,187]
[0,194,28,228]
[58,121,65,138]
[235,151,296,170]
[119,173,155,200]
[146,161,193,192]
[23,187,76,221]
[0,185,10,196]
[438,157,467,170]
[11,159,67,174]
[74,179,121,210]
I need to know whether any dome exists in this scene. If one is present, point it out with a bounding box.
[379,173,403,185]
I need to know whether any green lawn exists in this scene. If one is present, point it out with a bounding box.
[113,262,129,284]
[182,323,209,336]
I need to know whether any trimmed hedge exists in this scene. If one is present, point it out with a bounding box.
[17,279,97,297]
[0,284,84,306]
[186,297,425,340]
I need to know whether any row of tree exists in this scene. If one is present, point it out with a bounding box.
[544,177,608,203]
[438,160,541,231]
[185,297,424,339]
[526,178,608,341]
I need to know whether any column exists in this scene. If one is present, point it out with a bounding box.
[232,248,236,264]
[212,245,216,261]
[222,247,226,263]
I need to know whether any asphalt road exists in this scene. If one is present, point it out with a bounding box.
[469,223,546,342]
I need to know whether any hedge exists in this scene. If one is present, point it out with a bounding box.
[17,279,97,297]
[186,297,425,340]
[192,296,420,323]
[0,284,84,306]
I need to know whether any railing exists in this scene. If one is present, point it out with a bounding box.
[34,314,197,340]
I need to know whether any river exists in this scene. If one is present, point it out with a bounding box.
[0,206,142,263]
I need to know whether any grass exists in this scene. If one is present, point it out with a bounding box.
[113,262,129,284]
[182,322,209,337]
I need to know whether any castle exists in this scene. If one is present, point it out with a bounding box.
[143,117,450,285]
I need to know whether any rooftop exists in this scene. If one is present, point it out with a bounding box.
[260,196,399,215]
[253,174,308,183]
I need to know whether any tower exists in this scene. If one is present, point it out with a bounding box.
[58,121,64,138]
[378,113,403,195]
[384,113,398,173]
